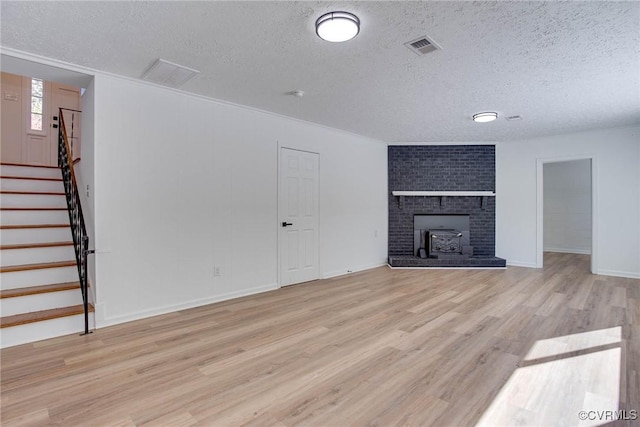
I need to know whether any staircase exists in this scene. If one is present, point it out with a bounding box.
[0,162,94,348]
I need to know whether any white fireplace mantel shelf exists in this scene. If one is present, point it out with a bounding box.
[391,191,496,197]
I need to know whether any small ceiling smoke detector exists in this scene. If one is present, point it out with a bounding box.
[142,59,200,88]
[315,11,360,42]
[289,90,305,97]
[405,35,441,56]
[506,115,523,121]
[473,112,498,123]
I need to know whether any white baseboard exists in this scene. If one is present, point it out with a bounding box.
[322,261,387,279]
[544,247,591,255]
[95,283,279,329]
[594,269,640,279]
[506,260,538,268]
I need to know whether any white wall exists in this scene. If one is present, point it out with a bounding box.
[497,126,640,278]
[543,159,592,254]
[92,74,388,326]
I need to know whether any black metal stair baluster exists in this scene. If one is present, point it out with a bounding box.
[58,108,93,335]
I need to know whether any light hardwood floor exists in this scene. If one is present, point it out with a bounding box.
[1,253,638,426]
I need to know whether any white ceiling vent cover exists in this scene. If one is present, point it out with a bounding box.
[142,59,200,88]
[405,36,441,56]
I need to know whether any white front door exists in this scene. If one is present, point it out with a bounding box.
[278,147,320,286]
[0,73,51,165]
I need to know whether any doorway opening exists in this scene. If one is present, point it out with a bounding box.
[1,71,83,166]
[536,157,597,273]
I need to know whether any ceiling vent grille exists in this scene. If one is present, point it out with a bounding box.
[141,59,200,88]
[405,36,441,56]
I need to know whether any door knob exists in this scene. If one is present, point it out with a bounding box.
[282,222,293,227]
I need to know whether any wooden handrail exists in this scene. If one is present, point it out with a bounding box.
[58,112,78,186]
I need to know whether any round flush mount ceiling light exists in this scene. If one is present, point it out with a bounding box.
[316,11,360,42]
[472,112,498,123]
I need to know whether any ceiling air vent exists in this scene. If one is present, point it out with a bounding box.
[405,36,441,56]
[141,59,200,88]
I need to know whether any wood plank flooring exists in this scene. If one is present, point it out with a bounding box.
[1,253,638,426]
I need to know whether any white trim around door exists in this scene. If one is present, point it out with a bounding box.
[536,155,598,274]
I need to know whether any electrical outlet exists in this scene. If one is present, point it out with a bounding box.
[214,267,221,277]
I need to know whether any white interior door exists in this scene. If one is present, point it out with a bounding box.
[51,82,82,164]
[279,147,320,286]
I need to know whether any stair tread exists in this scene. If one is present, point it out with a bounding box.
[1,175,62,182]
[1,304,93,328]
[0,281,80,299]
[0,241,74,250]
[0,224,70,230]
[1,190,65,195]
[1,260,76,273]
[0,207,67,211]
[0,162,60,169]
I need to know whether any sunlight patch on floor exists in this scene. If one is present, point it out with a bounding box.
[524,327,621,362]
[476,327,621,427]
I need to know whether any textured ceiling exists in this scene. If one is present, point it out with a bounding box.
[1,1,639,142]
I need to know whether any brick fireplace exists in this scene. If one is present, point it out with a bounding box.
[388,145,506,267]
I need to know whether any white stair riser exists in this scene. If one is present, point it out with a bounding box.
[1,227,73,245]
[0,210,70,226]
[1,266,79,289]
[0,312,95,348]
[0,165,88,350]
[1,289,83,317]
[0,165,61,180]
[1,178,64,193]
[0,193,67,208]
[1,245,76,266]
